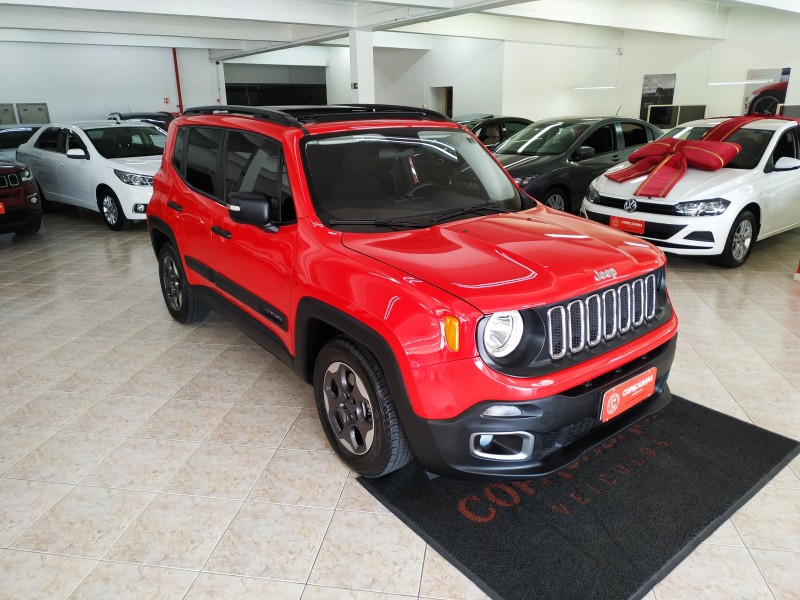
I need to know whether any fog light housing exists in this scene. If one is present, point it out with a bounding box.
[469,431,535,461]
[482,405,523,417]
[133,203,147,213]
[27,193,39,206]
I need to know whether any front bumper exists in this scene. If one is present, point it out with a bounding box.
[406,334,677,479]
[115,183,152,221]
[581,201,735,256]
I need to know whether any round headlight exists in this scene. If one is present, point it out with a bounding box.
[483,311,524,358]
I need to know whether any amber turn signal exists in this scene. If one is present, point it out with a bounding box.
[444,315,460,352]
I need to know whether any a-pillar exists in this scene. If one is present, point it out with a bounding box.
[349,29,375,103]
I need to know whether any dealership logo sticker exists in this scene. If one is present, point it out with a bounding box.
[624,199,638,213]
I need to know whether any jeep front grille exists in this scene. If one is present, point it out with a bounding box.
[0,174,20,188]
[547,273,657,360]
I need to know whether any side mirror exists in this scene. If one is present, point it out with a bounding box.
[227,191,278,232]
[574,146,595,160]
[66,148,87,159]
[773,156,800,171]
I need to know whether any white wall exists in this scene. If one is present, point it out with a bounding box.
[0,42,218,121]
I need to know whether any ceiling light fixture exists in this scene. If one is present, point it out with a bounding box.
[707,79,773,86]
[573,85,617,90]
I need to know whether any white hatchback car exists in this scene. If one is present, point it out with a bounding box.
[582,117,800,267]
[17,121,166,230]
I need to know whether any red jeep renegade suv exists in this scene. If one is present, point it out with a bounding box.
[147,105,678,479]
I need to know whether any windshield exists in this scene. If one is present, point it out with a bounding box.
[663,125,773,170]
[85,126,166,159]
[494,120,595,156]
[303,128,525,231]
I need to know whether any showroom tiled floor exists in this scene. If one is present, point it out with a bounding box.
[0,207,799,600]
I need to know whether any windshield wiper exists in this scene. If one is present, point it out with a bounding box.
[328,218,427,229]
[429,204,508,224]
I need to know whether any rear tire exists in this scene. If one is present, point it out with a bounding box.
[314,336,412,477]
[157,243,209,323]
[99,189,131,231]
[716,210,756,268]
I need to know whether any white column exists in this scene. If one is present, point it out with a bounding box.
[349,29,375,103]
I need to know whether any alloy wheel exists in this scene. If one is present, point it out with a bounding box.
[161,255,183,311]
[102,195,119,225]
[322,361,375,455]
[546,192,566,211]
[731,220,753,262]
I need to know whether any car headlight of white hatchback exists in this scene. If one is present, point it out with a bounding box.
[585,184,600,203]
[673,199,730,216]
[483,311,524,359]
[114,170,154,186]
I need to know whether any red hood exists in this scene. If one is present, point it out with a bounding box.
[341,207,664,313]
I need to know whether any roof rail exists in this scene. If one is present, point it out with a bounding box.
[182,104,452,127]
[281,104,452,124]
[182,105,303,128]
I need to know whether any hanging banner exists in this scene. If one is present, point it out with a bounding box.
[743,67,791,115]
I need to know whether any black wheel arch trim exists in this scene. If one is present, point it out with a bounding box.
[147,215,180,258]
[294,297,444,471]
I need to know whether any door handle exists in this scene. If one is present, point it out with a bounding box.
[167,200,183,212]
[211,225,232,239]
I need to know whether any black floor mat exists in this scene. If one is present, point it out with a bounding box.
[359,396,800,600]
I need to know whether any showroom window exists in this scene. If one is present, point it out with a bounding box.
[583,125,617,154]
[35,127,61,152]
[185,127,223,199]
[224,130,296,223]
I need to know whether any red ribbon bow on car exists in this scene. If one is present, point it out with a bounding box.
[604,116,774,198]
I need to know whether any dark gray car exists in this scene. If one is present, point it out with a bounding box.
[494,117,662,213]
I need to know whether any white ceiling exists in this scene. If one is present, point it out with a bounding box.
[0,0,796,60]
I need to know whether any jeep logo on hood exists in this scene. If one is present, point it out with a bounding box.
[594,268,618,281]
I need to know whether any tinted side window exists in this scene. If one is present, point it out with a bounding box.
[620,123,649,148]
[35,127,61,151]
[771,129,798,162]
[583,125,617,154]
[185,127,223,199]
[172,127,187,175]
[66,131,87,154]
[504,120,528,136]
[225,130,296,223]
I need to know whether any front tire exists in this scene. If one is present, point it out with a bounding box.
[542,187,568,212]
[157,243,209,323]
[99,189,131,231]
[15,219,41,236]
[717,210,756,268]
[314,337,412,477]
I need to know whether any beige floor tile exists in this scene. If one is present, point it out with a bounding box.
[133,399,232,442]
[0,391,102,430]
[738,402,800,440]
[81,438,199,491]
[111,365,199,398]
[164,443,275,499]
[148,342,223,371]
[309,511,426,595]
[240,365,313,407]
[66,395,169,435]
[0,549,96,599]
[302,587,414,600]
[419,547,491,600]
[181,323,243,345]
[54,363,136,395]
[129,320,198,342]
[13,485,153,558]
[97,340,176,369]
[0,479,72,547]
[68,561,197,600]
[732,487,800,552]
[2,334,74,360]
[4,431,123,483]
[248,449,347,508]
[702,519,745,547]
[765,466,800,489]
[1,359,83,391]
[716,369,800,404]
[0,359,31,382]
[185,573,304,599]
[211,345,275,372]
[336,473,391,515]
[205,502,332,581]
[106,493,239,569]
[279,408,332,451]
[0,427,56,475]
[40,336,122,364]
[654,544,772,599]
[748,549,800,600]
[81,318,148,340]
[174,368,262,403]
[205,405,301,447]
